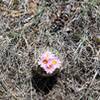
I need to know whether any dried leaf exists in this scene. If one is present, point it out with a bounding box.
[28,0,37,15]
[8,10,22,17]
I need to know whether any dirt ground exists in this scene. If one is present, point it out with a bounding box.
[0,0,100,100]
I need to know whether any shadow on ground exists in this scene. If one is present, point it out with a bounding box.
[31,70,58,95]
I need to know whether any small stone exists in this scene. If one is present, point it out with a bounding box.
[95,34,100,43]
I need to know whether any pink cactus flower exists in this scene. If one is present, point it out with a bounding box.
[38,51,61,74]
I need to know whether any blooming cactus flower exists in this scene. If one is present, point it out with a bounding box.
[38,51,61,74]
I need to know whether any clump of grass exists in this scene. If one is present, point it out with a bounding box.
[0,0,100,100]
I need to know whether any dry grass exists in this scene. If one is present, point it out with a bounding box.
[0,0,100,100]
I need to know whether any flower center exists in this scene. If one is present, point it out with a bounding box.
[43,59,48,64]
[52,60,57,65]
[47,64,52,69]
